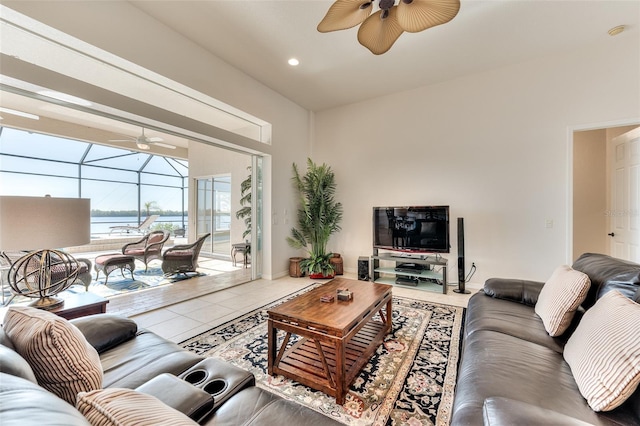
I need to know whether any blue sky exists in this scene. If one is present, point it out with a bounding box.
[0,127,188,212]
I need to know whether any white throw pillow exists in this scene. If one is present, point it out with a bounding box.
[564,290,640,411]
[535,265,590,336]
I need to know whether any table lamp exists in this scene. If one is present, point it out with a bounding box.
[0,195,91,310]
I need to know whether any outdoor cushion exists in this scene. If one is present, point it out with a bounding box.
[164,250,192,258]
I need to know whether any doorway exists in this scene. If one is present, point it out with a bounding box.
[573,124,639,261]
[196,176,231,256]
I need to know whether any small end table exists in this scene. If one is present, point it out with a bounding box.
[50,292,109,320]
[231,243,250,268]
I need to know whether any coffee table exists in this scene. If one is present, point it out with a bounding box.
[267,278,392,404]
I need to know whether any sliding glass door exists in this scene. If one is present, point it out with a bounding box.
[196,175,231,256]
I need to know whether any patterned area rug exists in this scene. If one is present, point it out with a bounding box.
[181,284,465,425]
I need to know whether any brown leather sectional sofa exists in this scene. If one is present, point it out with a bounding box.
[451,253,640,425]
[0,311,340,425]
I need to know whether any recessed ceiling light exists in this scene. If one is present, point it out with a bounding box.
[37,90,92,106]
[288,58,300,66]
[608,25,625,36]
[0,107,40,120]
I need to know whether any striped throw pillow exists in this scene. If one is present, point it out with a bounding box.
[535,265,590,336]
[3,306,103,404]
[564,290,640,411]
[77,388,198,426]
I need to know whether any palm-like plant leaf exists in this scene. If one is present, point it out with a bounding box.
[235,166,252,239]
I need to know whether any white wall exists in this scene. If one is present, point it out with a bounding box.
[314,35,640,284]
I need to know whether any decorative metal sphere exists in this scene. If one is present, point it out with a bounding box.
[8,249,79,310]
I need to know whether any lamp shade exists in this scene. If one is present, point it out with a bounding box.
[0,196,91,250]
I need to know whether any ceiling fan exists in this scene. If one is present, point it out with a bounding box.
[108,128,176,150]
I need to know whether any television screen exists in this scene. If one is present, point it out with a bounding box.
[373,206,450,253]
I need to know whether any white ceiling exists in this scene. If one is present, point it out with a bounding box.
[127,0,640,111]
[0,0,638,143]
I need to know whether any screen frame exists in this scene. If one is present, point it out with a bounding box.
[372,205,450,254]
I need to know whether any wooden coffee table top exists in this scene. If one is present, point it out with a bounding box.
[268,277,392,337]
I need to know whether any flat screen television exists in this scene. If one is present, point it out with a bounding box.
[373,206,450,253]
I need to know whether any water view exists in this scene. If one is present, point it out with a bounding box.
[91,215,231,235]
[91,216,188,235]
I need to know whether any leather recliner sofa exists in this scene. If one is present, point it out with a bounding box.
[451,253,640,425]
[0,311,341,425]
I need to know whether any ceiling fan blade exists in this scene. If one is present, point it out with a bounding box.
[153,142,177,149]
[318,0,373,32]
[397,0,460,32]
[108,139,135,142]
[148,137,164,142]
[358,7,404,55]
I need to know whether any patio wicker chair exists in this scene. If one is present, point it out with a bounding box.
[121,230,170,271]
[109,214,160,235]
[161,233,210,276]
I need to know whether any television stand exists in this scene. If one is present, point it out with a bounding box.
[371,252,448,294]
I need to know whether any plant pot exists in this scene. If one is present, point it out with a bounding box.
[309,273,335,280]
[289,257,305,278]
[329,253,343,275]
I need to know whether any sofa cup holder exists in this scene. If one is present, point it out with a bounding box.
[203,379,227,396]
[183,370,228,396]
[183,369,207,386]
[179,358,255,410]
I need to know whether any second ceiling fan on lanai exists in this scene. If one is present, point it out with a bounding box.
[109,127,176,150]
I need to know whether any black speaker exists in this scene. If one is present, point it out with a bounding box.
[358,256,370,281]
[453,217,470,294]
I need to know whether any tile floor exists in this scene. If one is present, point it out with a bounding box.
[130,272,482,344]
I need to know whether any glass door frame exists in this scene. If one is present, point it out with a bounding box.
[251,155,263,279]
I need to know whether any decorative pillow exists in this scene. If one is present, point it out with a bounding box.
[535,265,590,336]
[3,306,103,404]
[564,290,640,411]
[77,388,198,426]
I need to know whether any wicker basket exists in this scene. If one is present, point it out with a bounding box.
[289,257,305,277]
[329,253,344,275]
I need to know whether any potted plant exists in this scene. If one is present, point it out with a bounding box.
[287,158,343,279]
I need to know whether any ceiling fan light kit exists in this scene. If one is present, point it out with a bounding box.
[108,127,176,150]
[318,0,460,54]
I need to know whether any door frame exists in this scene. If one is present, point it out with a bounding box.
[568,118,640,263]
